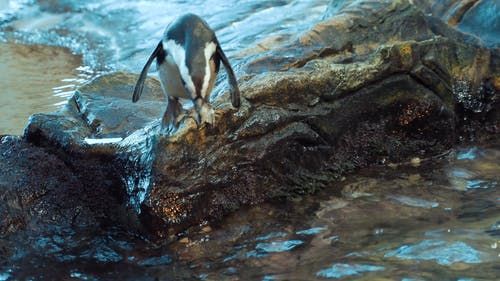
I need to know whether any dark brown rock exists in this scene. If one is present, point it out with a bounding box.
[1,0,498,239]
[0,136,133,238]
[413,0,500,48]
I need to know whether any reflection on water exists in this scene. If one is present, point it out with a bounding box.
[316,263,385,279]
[384,239,482,265]
[166,142,500,281]
[0,42,83,135]
[0,1,499,280]
[4,142,497,280]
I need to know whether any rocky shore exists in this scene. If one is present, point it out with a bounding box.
[1,0,498,242]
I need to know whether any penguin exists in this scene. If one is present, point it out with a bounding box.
[132,13,240,133]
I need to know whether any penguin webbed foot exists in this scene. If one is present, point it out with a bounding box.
[160,97,186,135]
[160,123,176,135]
[160,112,189,135]
[199,104,215,126]
[192,100,215,129]
[160,115,176,135]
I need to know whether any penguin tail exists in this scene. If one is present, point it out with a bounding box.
[133,41,164,103]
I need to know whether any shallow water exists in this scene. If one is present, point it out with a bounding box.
[1,1,499,280]
[0,42,84,135]
[0,0,327,135]
[165,143,500,281]
[2,142,499,280]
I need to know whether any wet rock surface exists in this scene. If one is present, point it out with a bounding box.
[1,0,499,244]
[413,0,500,48]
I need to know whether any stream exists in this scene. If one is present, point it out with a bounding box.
[0,0,326,135]
[1,142,499,280]
[0,1,499,280]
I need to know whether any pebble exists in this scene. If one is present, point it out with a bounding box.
[410,157,421,166]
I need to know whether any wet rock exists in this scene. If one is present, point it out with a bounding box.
[0,137,117,234]
[24,72,164,150]
[141,1,497,235]
[0,76,165,261]
[413,0,500,48]
[1,0,498,239]
[0,136,138,267]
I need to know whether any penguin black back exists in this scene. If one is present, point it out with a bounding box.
[166,14,219,99]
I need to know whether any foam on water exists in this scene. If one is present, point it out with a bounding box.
[84,137,123,145]
[0,0,327,73]
[255,240,304,253]
[316,263,385,279]
[384,239,482,265]
[117,122,160,212]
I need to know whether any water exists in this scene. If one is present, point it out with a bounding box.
[1,1,499,280]
[0,41,84,135]
[165,143,500,281]
[2,142,498,280]
[0,0,327,135]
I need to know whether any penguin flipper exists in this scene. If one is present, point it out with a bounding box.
[133,41,164,103]
[216,45,240,108]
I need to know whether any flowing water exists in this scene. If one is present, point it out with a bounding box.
[1,1,499,280]
[2,142,499,280]
[0,0,327,135]
[0,42,85,135]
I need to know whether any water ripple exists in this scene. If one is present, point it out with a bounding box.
[316,263,385,279]
[0,270,11,281]
[296,226,326,235]
[262,275,277,281]
[457,147,484,160]
[254,232,288,241]
[137,255,172,266]
[384,239,482,265]
[69,271,96,281]
[387,195,439,209]
[466,179,497,190]
[255,240,304,253]
[0,0,327,73]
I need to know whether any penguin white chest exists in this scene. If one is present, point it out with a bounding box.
[157,55,190,99]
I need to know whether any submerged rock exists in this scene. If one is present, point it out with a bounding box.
[1,0,499,239]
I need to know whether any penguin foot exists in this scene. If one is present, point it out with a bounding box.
[175,112,188,126]
[199,103,215,126]
[160,123,177,135]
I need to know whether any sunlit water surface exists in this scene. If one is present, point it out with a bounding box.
[0,42,85,135]
[2,143,499,280]
[0,1,499,280]
[0,0,327,135]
